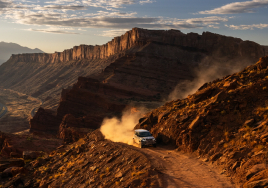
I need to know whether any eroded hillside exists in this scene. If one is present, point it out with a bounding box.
[0,28,266,112]
[135,56,268,187]
[0,130,161,188]
[29,28,267,136]
[2,58,268,188]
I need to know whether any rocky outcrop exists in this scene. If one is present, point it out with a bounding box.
[30,108,61,133]
[0,131,62,164]
[1,130,161,188]
[135,56,268,186]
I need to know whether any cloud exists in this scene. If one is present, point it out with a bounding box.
[226,23,268,30]
[98,29,129,37]
[85,10,137,17]
[82,0,154,10]
[185,16,228,25]
[28,28,80,34]
[0,0,11,8]
[4,6,229,31]
[1,0,228,32]
[199,0,268,14]
[8,10,228,30]
[42,5,86,11]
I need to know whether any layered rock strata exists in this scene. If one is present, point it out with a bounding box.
[135,56,268,187]
[0,28,266,134]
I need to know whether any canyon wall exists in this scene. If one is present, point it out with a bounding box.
[8,28,266,64]
[8,28,147,64]
[29,29,267,135]
[0,28,267,135]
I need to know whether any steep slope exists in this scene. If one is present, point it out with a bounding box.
[29,28,266,135]
[0,129,237,188]
[0,130,161,188]
[0,28,266,111]
[135,56,268,187]
[0,42,43,65]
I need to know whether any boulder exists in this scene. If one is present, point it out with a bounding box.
[245,178,268,188]
[244,119,255,127]
[189,116,202,130]
[32,158,47,168]
[231,161,241,171]
[0,158,24,172]
[256,56,268,71]
[1,167,25,178]
[246,164,266,180]
[23,151,43,160]
[10,152,21,158]
[210,152,223,162]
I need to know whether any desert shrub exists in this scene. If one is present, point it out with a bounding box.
[224,131,229,141]
[100,174,105,179]
[106,167,110,173]
[26,136,33,142]
[115,181,120,186]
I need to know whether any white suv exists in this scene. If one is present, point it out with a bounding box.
[133,129,156,148]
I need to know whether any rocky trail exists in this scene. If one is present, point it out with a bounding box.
[138,145,236,188]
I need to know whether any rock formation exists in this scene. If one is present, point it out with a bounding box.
[135,56,268,187]
[24,28,267,135]
[0,130,161,188]
[0,28,266,135]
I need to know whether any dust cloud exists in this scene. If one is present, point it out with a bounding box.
[100,107,146,145]
[168,58,253,101]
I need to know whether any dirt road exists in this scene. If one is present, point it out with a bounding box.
[139,146,236,188]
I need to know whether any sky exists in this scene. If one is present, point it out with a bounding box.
[0,0,268,53]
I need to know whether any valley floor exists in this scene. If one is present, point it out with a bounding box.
[0,89,42,133]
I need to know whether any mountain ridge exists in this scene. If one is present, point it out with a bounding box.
[0,42,43,65]
[6,28,267,65]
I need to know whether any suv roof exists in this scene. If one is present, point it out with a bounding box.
[135,129,149,133]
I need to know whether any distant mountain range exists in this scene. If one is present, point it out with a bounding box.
[0,42,44,64]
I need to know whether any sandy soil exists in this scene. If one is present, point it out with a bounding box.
[137,145,236,188]
[0,89,42,133]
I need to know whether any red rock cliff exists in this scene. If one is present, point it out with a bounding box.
[9,28,266,64]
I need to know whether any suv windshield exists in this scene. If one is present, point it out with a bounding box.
[138,132,152,137]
